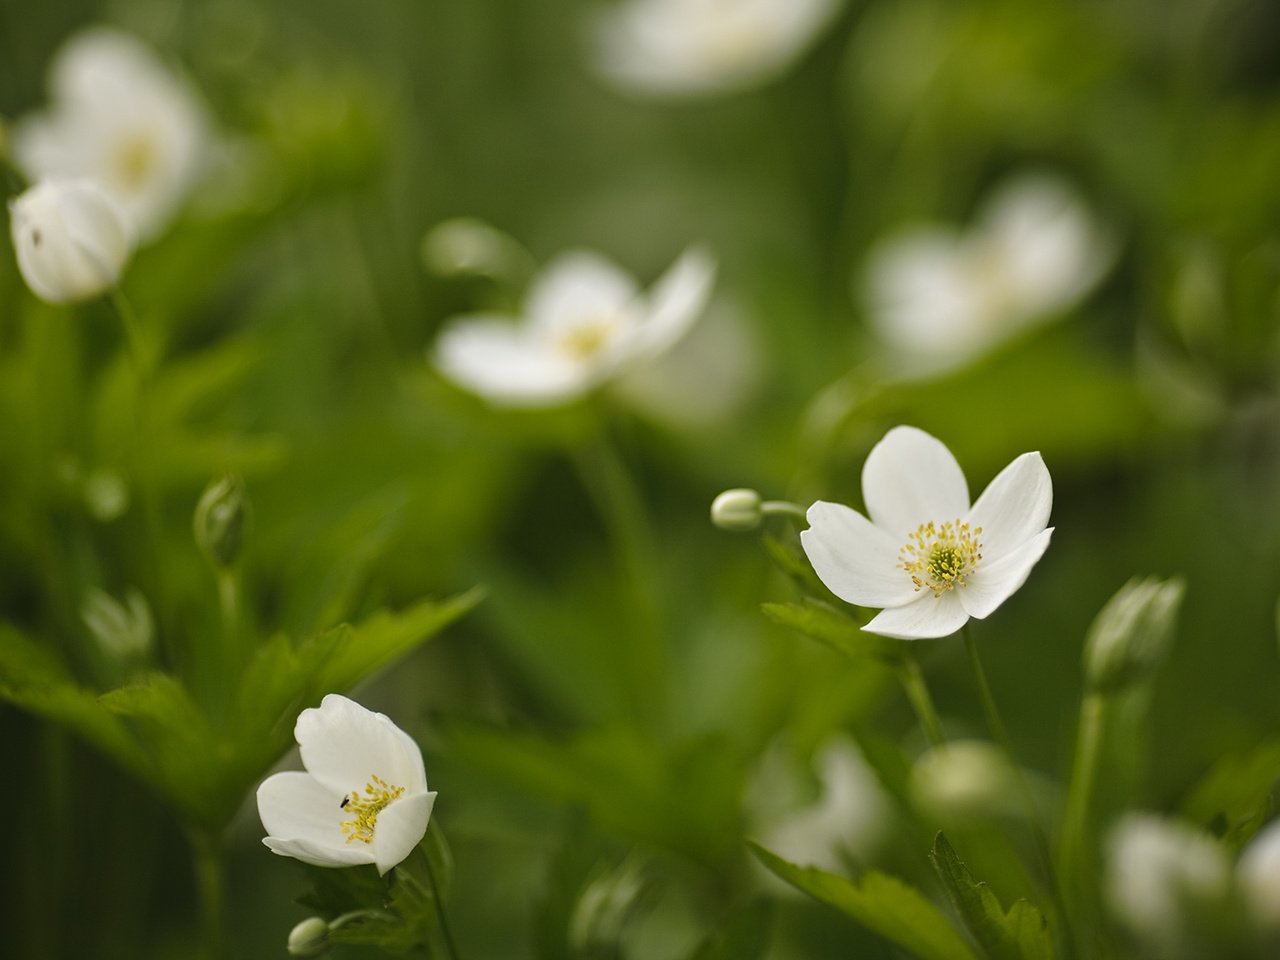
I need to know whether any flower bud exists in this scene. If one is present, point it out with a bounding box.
[193,474,248,568]
[1084,576,1184,694]
[9,178,131,304]
[710,488,763,531]
[286,917,330,958]
[910,740,1026,823]
[81,586,153,658]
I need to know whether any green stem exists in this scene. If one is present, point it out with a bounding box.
[422,850,460,960]
[760,499,809,523]
[1059,690,1108,903]
[111,289,149,380]
[190,831,225,960]
[961,623,1076,960]
[896,649,945,747]
[569,433,666,726]
[217,567,241,667]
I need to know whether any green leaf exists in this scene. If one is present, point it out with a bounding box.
[749,843,979,960]
[1182,737,1280,851]
[686,900,774,960]
[760,598,902,663]
[761,534,829,596]
[930,833,1054,960]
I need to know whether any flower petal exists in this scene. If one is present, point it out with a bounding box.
[257,771,371,866]
[801,501,919,608]
[526,250,640,335]
[434,315,592,406]
[965,452,1052,561]
[861,426,970,538]
[862,591,969,640]
[372,791,437,875]
[958,528,1053,619]
[628,245,716,360]
[296,694,427,798]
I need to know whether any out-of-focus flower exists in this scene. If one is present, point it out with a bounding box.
[1106,814,1235,958]
[9,178,130,304]
[1083,576,1184,694]
[910,740,1025,822]
[433,245,715,407]
[863,174,1113,371]
[1240,820,1280,933]
[286,917,330,958]
[13,26,211,240]
[193,474,248,569]
[257,694,436,875]
[588,0,841,97]
[81,586,154,659]
[802,425,1052,640]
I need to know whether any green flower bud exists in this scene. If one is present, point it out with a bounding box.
[710,488,763,531]
[286,917,330,958]
[1084,576,1184,694]
[193,474,248,568]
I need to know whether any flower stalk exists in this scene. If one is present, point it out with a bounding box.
[896,650,945,748]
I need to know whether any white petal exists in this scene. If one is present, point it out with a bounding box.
[959,529,1053,619]
[434,315,593,406]
[862,591,970,640]
[296,694,427,798]
[628,245,716,360]
[861,426,970,538]
[526,250,640,336]
[257,771,372,866]
[800,501,919,609]
[964,452,1052,561]
[263,835,375,869]
[372,791,437,875]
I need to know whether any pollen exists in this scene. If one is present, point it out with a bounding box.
[558,317,617,360]
[113,132,159,190]
[338,774,405,845]
[899,520,983,597]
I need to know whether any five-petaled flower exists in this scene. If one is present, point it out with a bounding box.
[257,694,436,875]
[801,426,1053,640]
[433,245,715,407]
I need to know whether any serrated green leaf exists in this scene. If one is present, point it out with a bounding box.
[930,833,1054,960]
[749,843,979,960]
[760,598,901,663]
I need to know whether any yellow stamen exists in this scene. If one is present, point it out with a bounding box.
[558,317,617,360]
[899,520,984,597]
[338,774,405,844]
[113,133,158,190]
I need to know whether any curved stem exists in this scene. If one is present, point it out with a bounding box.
[422,851,460,960]
[760,499,809,524]
[896,649,945,747]
[190,830,225,960]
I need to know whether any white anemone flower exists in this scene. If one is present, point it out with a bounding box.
[433,245,716,407]
[864,174,1114,371]
[9,178,131,304]
[588,0,841,97]
[801,425,1053,640]
[257,694,436,875]
[13,26,211,241]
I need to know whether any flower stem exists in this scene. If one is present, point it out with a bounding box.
[422,849,460,960]
[190,830,225,960]
[569,432,666,727]
[760,499,809,524]
[1059,689,1109,903]
[896,649,945,747]
[111,289,150,380]
[961,623,1076,960]
[217,567,241,668]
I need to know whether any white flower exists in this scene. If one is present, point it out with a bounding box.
[1238,820,1280,933]
[801,425,1053,640]
[588,0,841,97]
[433,245,716,407]
[13,26,211,241]
[1105,814,1234,957]
[257,694,436,875]
[863,174,1113,371]
[9,179,131,304]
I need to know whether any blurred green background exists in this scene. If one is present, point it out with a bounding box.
[1,0,1279,957]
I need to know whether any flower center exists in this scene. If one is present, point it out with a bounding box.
[113,132,159,190]
[557,317,617,360]
[339,774,405,845]
[899,520,983,596]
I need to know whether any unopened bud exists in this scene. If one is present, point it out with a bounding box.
[1084,577,1184,693]
[193,474,248,568]
[710,488,763,531]
[287,917,330,957]
[421,217,526,280]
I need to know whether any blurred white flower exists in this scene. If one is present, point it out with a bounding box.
[1106,814,1234,957]
[257,694,436,875]
[863,174,1113,371]
[13,26,211,240]
[80,585,153,659]
[9,178,131,304]
[802,425,1053,640]
[433,245,716,407]
[1238,819,1280,933]
[588,0,841,97]
[910,740,1026,823]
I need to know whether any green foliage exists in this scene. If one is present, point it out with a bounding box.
[761,597,900,663]
[750,843,979,960]
[930,834,1054,960]
[1183,739,1280,853]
